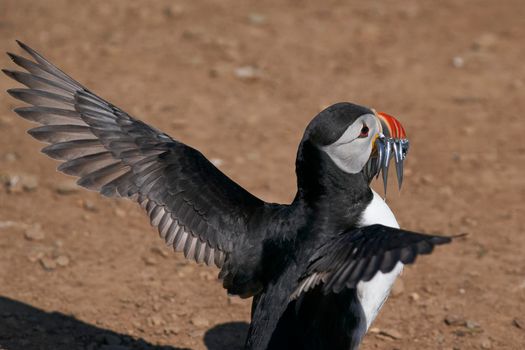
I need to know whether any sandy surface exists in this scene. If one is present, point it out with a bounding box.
[0,1,524,349]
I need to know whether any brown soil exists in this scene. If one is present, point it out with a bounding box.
[1,1,524,349]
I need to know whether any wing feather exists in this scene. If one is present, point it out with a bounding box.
[292,224,452,299]
[4,42,269,294]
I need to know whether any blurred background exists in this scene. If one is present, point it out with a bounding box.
[0,0,524,349]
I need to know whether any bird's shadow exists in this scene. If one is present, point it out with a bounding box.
[0,296,249,350]
[203,322,249,350]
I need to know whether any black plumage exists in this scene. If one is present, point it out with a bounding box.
[3,41,453,350]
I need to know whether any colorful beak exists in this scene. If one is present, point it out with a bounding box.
[365,112,410,196]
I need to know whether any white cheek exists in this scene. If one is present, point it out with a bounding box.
[323,138,373,174]
[321,114,378,174]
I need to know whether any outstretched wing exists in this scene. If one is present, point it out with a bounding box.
[291,224,452,299]
[3,41,267,291]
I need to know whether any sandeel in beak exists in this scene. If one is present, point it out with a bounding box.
[364,111,410,196]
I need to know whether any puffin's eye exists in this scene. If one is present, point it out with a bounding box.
[359,125,369,138]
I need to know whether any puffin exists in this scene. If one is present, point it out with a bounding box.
[3,41,453,350]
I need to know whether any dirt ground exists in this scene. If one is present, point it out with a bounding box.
[0,0,524,349]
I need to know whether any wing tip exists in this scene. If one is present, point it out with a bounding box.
[6,51,17,62]
[6,88,24,99]
[1,68,15,79]
[15,39,27,50]
[15,40,38,59]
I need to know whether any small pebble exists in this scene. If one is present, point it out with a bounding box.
[164,325,180,335]
[83,200,97,212]
[144,256,157,266]
[513,318,524,330]
[210,158,224,167]
[421,174,434,184]
[409,292,420,302]
[480,337,492,349]
[4,152,18,162]
[234,66,261,80]
[55,181,79,195]
[39,257,57,271]
[188,329,205,338]
[379,328,403,340]
[465,320,480,329]
[151,246,169,258]
[114,208,127,218]
[21,175,39,192]
[55,255,70,267]
[147,315,163,327]
[445,314,466,326]
[5,174,22,193]
[248,13,266,25]
[191,316,210,327]
[24,224,45,241]
[27,250,45,263]
[452,56,465,68]
[163,4,184,18]
[472,33,497,51]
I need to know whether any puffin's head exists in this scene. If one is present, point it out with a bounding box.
[305,102,409,194]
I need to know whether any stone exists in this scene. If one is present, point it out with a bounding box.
[421,174,434,184]
[147,315,163,327]
[55,181,79,195]
[210,158,224,167]
[21,175,38,192]
[452,56,465,68]
[473,33,498,51]
[55,255,70,267]
[513,318,524,330]
[465,320,480,329]
[409,292,420,302]
[40,257,57,271]
[151,246,169,258]
[83,200,97,212]
[480,337,492,349]
[248,13,266,25]
[27,250,45,263]
[191,316,210,327]
[234,66,261,80]
[163,4,184,19]
[188,329,205,338]
[4,152,18,162]
[444,314,466,326]
[164,325,180,335]
[5,174,23,193]
[114,208,127,218]
[144,256,157,266]
[379,328,403,340]
[24,224,45,241]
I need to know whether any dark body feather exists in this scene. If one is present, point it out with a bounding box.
[3,42,452,350]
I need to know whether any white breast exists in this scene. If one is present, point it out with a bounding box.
[356,189,404,330]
